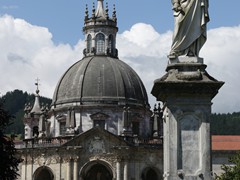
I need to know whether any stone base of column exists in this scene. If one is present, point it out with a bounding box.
[152,58,223,180]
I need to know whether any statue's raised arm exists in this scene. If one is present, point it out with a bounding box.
[168,0,209,59]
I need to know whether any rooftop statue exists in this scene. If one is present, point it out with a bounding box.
[168,0,209,59]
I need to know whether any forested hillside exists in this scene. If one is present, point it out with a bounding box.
[0,89,240,137]
[0,89,52,137]
[211,112,240,135]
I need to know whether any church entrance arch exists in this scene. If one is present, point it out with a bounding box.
[141,167,161,180]
[80,160,113,180]
[33,166,54,180]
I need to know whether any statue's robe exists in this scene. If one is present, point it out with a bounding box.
[170,0,209,57]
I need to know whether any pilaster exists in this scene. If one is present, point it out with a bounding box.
[73,157,79,180]
[124,160,129,180]
[116,158,122,180]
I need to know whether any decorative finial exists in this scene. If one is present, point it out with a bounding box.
[85,4,89,21]
[105,2,109,19]
[92,2,96,18]
[154,104,157,111]
[35,78,40,95]
[112,4,117,22]
[158,103,161,111]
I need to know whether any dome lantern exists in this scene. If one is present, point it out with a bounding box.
[83,0,118,58]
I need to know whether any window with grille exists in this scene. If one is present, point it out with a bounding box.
[93,120,105,129]
[60,122,66,135]
[96,33,105,53]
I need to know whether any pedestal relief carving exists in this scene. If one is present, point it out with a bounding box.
[175,110,202,175]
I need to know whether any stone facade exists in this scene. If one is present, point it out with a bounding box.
[18,1,163,180]
[18,127,163,180]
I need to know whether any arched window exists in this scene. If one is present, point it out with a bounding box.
[96,33,105,53]
[145,169,158,180]
[34,167,54,180]
[85,164,112,180]
[108,35,114,54]
[33,126,39,137]
[87,34,92,52]
[81,161,113,180]
[142,167,161,180]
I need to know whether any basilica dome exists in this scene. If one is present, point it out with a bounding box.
[52,56,149,108]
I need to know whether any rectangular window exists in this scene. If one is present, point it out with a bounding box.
[94,120,105,129]
[60,122,66,135]
[132,122,139,135]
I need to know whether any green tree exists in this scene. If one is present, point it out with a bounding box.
[0,89,52,136]
[215,151,240,180]
[211,112,240,135]
[0,101,22,179]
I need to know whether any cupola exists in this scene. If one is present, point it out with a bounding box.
[83,0,118,57]
[51,0,151,138]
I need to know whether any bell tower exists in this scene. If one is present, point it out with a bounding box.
[23,81,42,139]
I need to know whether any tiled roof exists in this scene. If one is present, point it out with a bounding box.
[212,135,240,151]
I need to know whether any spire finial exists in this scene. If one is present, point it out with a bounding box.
[35,78,40,95]
[105,2,109,19]
[112,4,117,22]
[95,0,106,18]
[85,4,89,21]
[92,2,96,18]
[30,78,42,114]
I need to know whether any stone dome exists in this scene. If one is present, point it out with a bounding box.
[52,56,149,108]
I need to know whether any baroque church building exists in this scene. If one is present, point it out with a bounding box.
[18,1,163,179]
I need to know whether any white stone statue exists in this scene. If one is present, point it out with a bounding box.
[169,0,209,59]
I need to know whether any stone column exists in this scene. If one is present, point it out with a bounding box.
[116,160,121,180]
[73,157,79,180]
[124,161,129,180]
[118,116,122,136]
[58,157,62,180]
[105,120,108,130]
[67,158,72,180]
[30,154,34,180]
[152,57,224,180]
[23,156,28,180]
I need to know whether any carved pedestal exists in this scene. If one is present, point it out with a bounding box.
[152,57,224,180]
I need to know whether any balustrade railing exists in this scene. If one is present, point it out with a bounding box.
[16,136,74,149]
[16,135,163,149]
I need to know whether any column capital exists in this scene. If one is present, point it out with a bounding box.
[73,156,79,162]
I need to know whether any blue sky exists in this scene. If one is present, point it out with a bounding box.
[0,0,240,113]
[1,0,239,45]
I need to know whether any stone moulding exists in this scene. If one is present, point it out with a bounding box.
[151,61,224,101]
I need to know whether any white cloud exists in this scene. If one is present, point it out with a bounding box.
[117,23,172,58]
[121,23,160,48]
[0,15,239,113]
[117,23,240,113]
[202,26,240,113]
[0,15,83,98]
